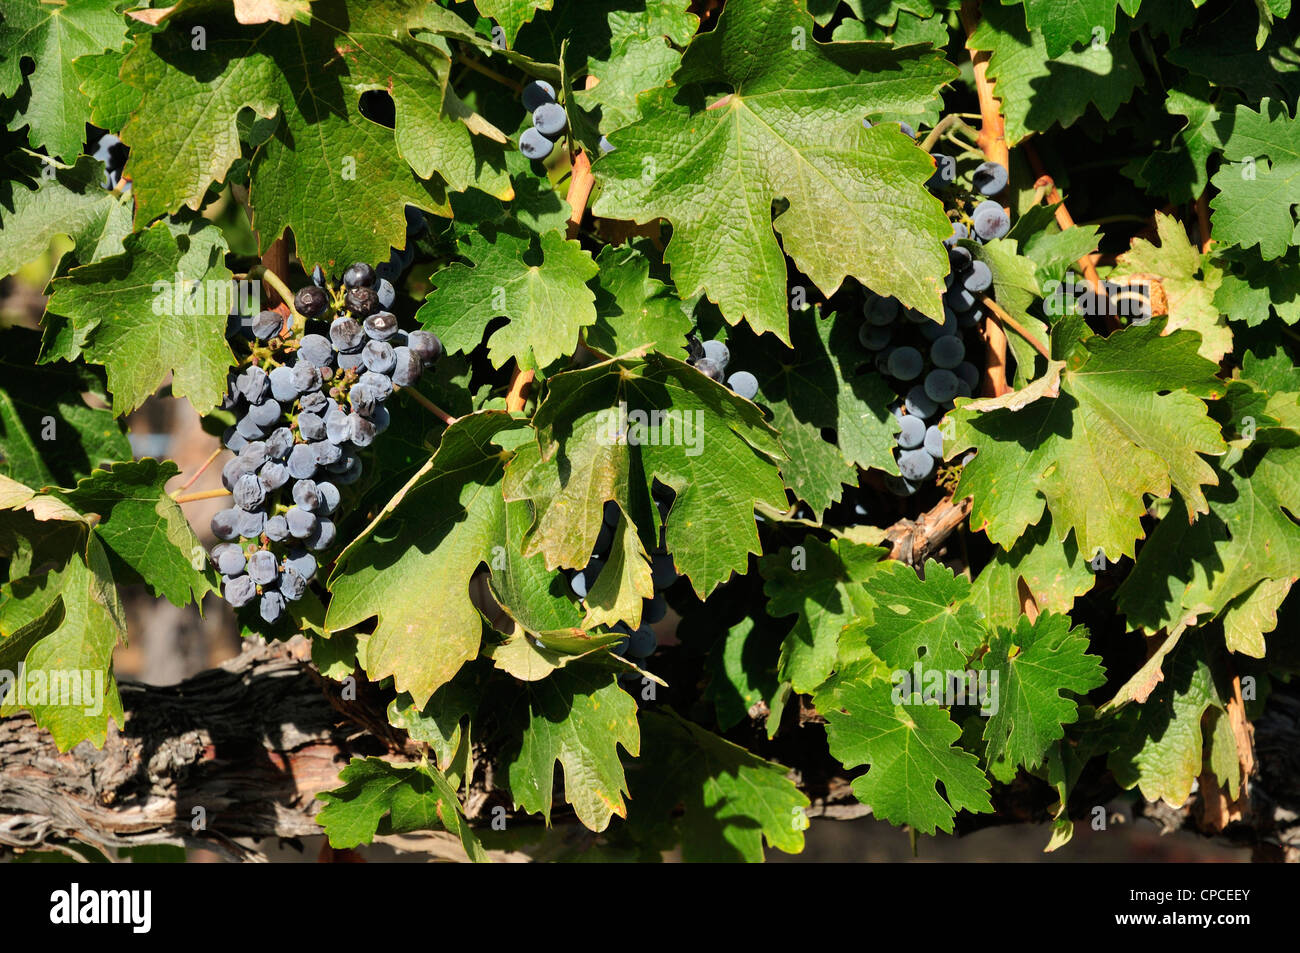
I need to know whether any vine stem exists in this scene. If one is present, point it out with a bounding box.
[248,263,300,324]
[174,447,224,494]
[1195,189,1213,253]
[959,0,1012,399]
[566,150,595,240]
[979,294,1052,362]
[397,387,458,426]
[174,488,232,504]
[918,113,979,152]
[454,51,522,93]
[505,367,534,412]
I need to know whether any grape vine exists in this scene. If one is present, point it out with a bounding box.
[1,0,1298,865]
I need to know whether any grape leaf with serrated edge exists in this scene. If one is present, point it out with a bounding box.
[723,307,902,512]
[979,612,1106,780]
[0,331,130,490]
[1209,98,1300,262]
[1214,246,1300,327]
[969,517,1095,628]
[328,412,543,706]
[0,155,134,277]
[950,321,1226,560]
[623,709,808,862]
[1107,630,1226,808]
[0,0,129,158]
[572,1,699,131]
[52,459,212,608]
[970,6,1141,145]
[0,532,126,750]
[1116,440,1300,657]
[760,536,885,694]
[43,222,235,416]
[591,0,956,342]
[816,657,994,835]
[586,243,693,362]
[316,756,486,860]
[501,664,639,831]
[849,558,986,672]
[502,354,788,599]
[110,0,496,267]
[415,226,598,369]
[1116,212,1229,362]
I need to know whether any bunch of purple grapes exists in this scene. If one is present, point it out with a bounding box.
[210,262,442,623]
[687,338,759,401]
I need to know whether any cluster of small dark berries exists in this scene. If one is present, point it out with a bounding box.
[211,262,442,622]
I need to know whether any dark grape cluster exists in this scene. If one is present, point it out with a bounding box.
[853,149,1011,497]
[211,262,442,622]
[857,291,978,496]
[517,80,615,162]
[518,81,570,161]
[687,337,759,400]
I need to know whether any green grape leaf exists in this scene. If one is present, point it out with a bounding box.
[0,330,130,489]
[703,615,781,731]
[316,756,486,861]
[415,226,599,369]
[580,510,655,629]
[502,665,639,831]
[326,412,526,707]
[0,0,129,158]
[951,321,1226,560]
[971,6,1140,145]
[1209,98,1300,262]
[53,460,212,608]
[969,517,1095,628]
[476,0,553,45]
[816,658,993,835]
[979,612,1106,778]
[1213,246,1300,327]
[760,536,885,694]
[586,243,692,361]
[972,238,1049,387]
[1011,203,1100,287]
[72,50,138,133]
[1166,14,1300,103]
[0,533,126,751]
[625,710,808,862]
[1107,631,1224,807]
[43,222,235,415]
[502,355,788,598]
[850,558,986,672]
[572,1,699,131]
[1130,83,1223,204]
[591,0,956,342]
[1116,212,1229,362]
[1116,441,1300,656]
[724,308,902,513]
[1012,0,1130,59]
[0,155,133,277]
[111,2,490,268]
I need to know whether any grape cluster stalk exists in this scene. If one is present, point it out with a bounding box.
[210,262,442,622]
